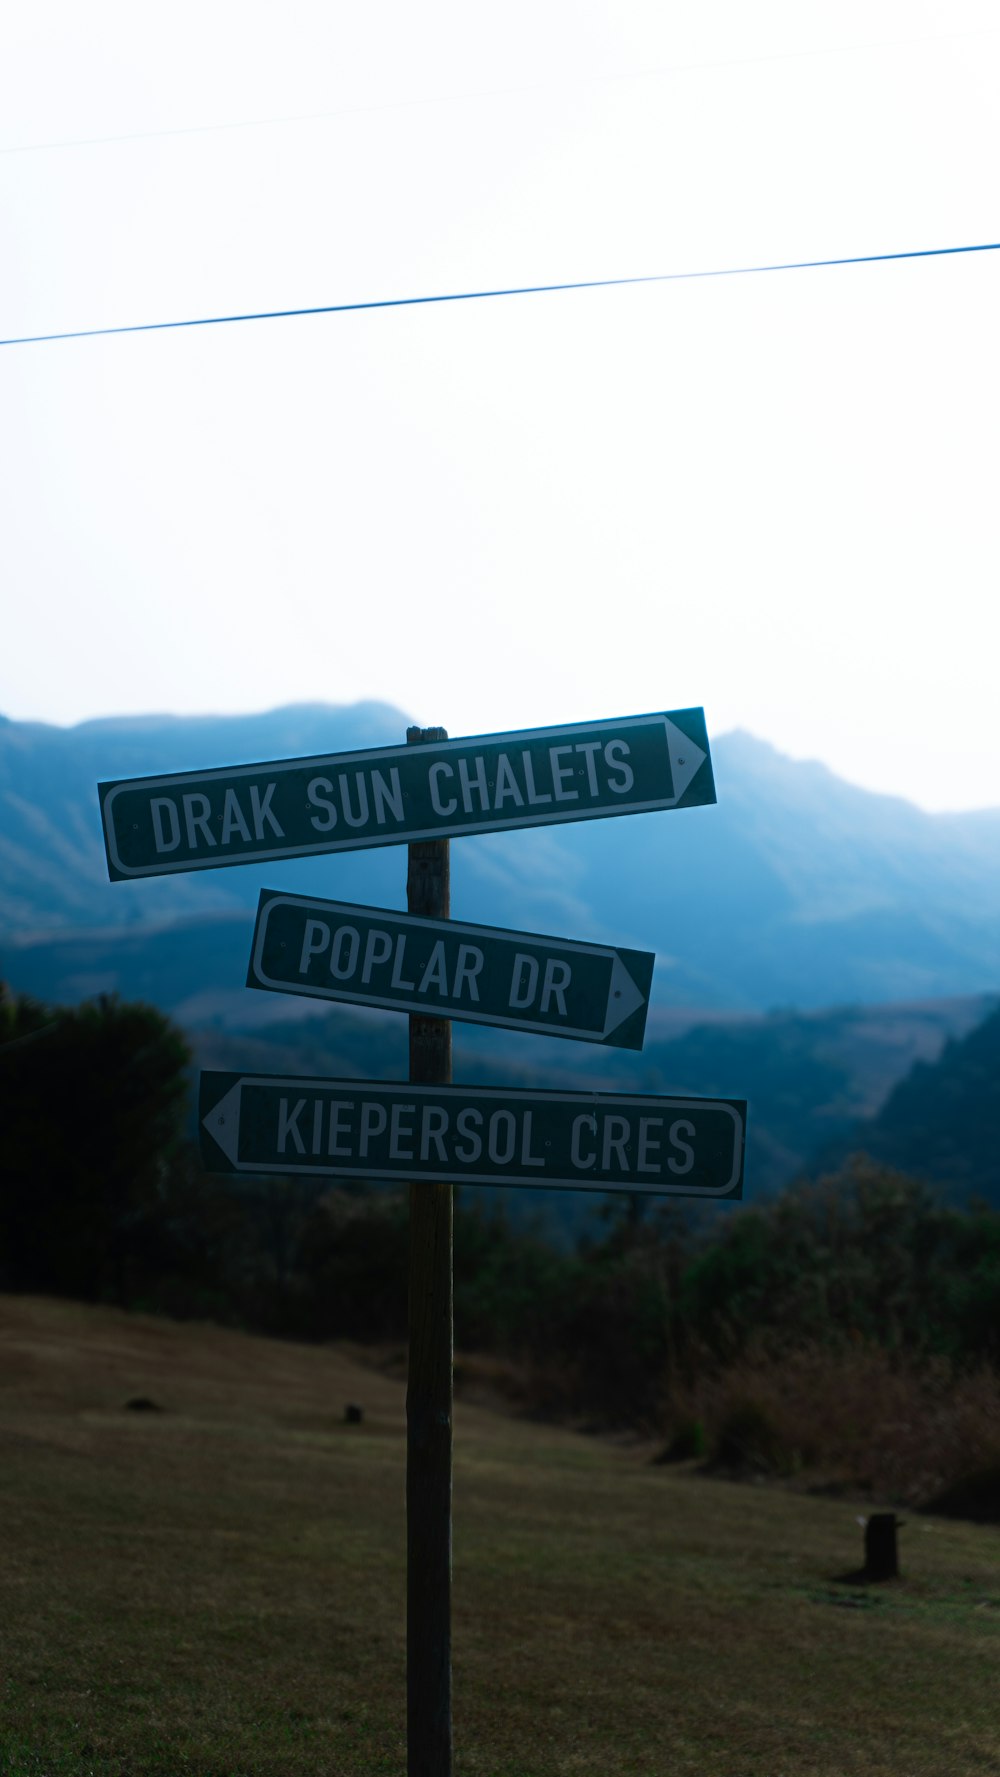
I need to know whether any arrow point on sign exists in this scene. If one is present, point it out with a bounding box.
[604,956,648,1037]
[202,1082,242,1166]
[663,718,707,803]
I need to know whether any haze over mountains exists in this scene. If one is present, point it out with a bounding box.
[4,701,1000,1017]
[3,702,998,1206]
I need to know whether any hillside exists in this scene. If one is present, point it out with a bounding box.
[5,701,1000,1216]
[187,991,997,1205]
[821,999,1000,1204]
[1,1296,999,1776]
[3,702,1000,1014]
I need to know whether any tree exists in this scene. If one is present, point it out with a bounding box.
[0,984,191,1302]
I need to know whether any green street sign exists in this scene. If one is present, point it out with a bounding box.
[99,709,715,879]
[199,1072,746,1199]
[247,890,655,1049]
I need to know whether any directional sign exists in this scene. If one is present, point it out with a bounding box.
[199,1073,746,1199]
[99,709,715,879]
[247,890,655,1049]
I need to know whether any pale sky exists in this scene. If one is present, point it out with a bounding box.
[1,1,998,811]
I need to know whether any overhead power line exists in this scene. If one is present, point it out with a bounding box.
[2,239,998,350]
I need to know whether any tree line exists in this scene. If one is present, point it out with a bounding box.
[3,984,999,1451]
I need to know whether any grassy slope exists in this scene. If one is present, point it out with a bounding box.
[1,1298,998,1777]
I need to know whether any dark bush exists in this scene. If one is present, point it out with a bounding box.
[710,1399,801,1476]
[656,1417,707,1463]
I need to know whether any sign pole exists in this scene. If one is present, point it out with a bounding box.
[405,725,453,1777]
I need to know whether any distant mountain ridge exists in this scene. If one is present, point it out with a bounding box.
[4,701,999,1212]
[184,990,997,1207]
[0,703,410,935]
[3,701,999,1015]
[816,1000,1000,1204]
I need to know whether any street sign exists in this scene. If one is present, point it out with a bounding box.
[247,889,655,1049]
[97,698,735,1777]
[99,709,715,879]
[199,1072,746,1199]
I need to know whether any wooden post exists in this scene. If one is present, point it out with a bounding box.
[863,1512,900,1580]
[406,725,453,1777]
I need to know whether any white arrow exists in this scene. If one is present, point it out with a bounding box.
[603,955,648,1038]
[663,717,708,804]
[202,1082,243,1165]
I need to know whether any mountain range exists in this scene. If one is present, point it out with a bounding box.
[3,701,998,1210]
[4,701,1000,1015]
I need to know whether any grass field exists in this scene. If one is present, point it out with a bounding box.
[1,1296,999,1777]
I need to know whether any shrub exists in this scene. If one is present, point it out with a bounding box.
[927,1463,1000,1523]
[710,1398,804,1475]
[661,1339,1000,1507]
[656,1416,707,1463]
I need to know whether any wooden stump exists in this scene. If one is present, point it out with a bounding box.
[864,1512,900,1580]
